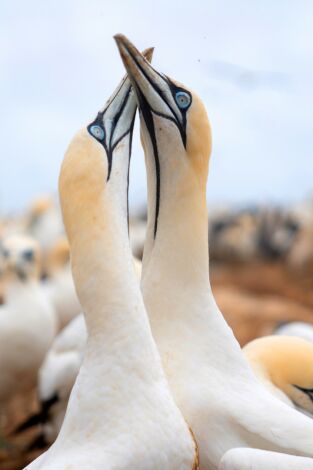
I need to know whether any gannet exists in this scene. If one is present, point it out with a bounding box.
[257,209,299,260]
[0,235,56,405]
[243,335,313,415]
[26,50,198,469]
[17,260,141,444]
[13,314,86,447]
[219,448,313,469]
[115,34,313,468]
[43,238,81,329]
[287,200,313,272]
[43,235,140,331]
[275,321,313,343]
[210,209,259,262]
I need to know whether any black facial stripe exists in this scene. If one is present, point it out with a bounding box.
[165,77,192,145]
[87,85,133,181]
[133,79,191,237]
[136,85,160,238]
[101,75,128,115]
[127,112,136,235]
[108,86,132,149]
[293,384,313,403]
[149,108,187,148]
[126,49,190,148]
[126,47,182,128]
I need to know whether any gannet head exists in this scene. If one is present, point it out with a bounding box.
[115,34,212,236]
[244,335,313,414]
[59,47,154,243]
[1,234,41,281]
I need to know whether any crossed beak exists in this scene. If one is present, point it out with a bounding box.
[114,34,186,132]
[87,46,154,180]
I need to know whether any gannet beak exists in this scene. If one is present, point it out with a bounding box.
[114,34,190,147]
[87,46,154,180]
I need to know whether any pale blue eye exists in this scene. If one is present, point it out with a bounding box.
[90,125,105,140]
[175,91,191,109]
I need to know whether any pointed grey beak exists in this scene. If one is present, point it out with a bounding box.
[114,34,192,237]
[114,35,185,128]
[87,46,154,180]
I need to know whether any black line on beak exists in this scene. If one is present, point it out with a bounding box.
[136,86,160,238]
[124,48,188,148]
[127,112,137,235]
[125,47,180,124]
[87,84,134,181]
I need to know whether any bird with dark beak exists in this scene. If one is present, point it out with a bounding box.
[114,34,313,469]
[25,43,201,470]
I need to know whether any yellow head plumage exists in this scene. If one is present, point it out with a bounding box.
[115,34,212,189]
[244,335,313,413]
[59,46,154,246]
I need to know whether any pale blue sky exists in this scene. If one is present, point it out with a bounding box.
[1,0,313,214]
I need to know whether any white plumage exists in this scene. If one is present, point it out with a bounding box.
[37,258,140,443]
[275,322,313,343]
[116,35,313,469]
[219,448,313,469]
[43,238,81,329]
[26,51,197,469]
[0,235,57,405]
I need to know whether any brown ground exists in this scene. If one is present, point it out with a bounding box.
[1,261,312,469]
[1,392,44,469]
[212,261,313,345]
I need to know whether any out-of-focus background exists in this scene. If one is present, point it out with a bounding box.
[2,0,313,210]
[1,1,313,468]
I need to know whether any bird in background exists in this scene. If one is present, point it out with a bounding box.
[15,257,141,446]
[43,237,81,330]
[0,234,56,439]
[243,335,313,417]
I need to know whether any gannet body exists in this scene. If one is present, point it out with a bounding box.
[24,259,141,444]
[219,448,313,470]
[115,35,313,468]
[0,235,57,405]
[243,335,313,415]
[210,210,259,262]
[275,322,313,343]
[43,238,81,329]
[26,52,197,469]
